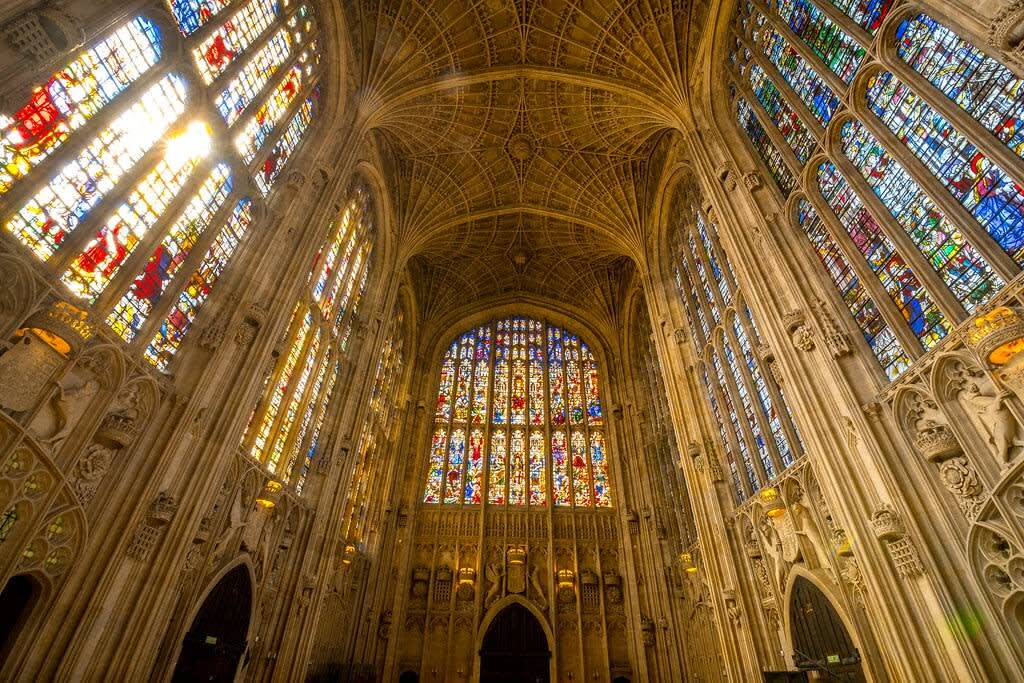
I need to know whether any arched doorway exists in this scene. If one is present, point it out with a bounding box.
[789,576,864,681]
[0,574,41,666]
[172,565,252,682]
[479,603,550,683]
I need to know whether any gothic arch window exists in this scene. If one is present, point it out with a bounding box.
[0,2,322,370]
[671,188,804,501]
[241,181,373,492]
[342,306,405,548]
[422,317,612,508]
[726,2,1024,381]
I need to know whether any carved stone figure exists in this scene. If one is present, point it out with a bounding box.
[530,564,547,610]
[759,520,787,591]
[484,562,504,606]
[963,383,1024,466]
[791,502,827,570]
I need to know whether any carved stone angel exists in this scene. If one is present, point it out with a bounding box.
[529,564,547,610]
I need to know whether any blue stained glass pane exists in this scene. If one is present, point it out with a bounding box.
[702,364,745,502]
[840,120,1003,311]
[867,71,1024,265]
[757,15,840,125]
[748,64,817,163]
[712,350,759,489]
[168,0,231,35]
[828,0,893,35]
[736,98,796,195]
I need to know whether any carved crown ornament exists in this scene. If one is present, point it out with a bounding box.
[912,423,964,463]
[966,306,1024,366]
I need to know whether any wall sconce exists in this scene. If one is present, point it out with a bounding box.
[342,543,357,565]
[458,567,476,585]
[679,551,698,574]
[967,306,1024,365]
[557,568,575,589]
[255,480,283,509]
[759,487,785,519]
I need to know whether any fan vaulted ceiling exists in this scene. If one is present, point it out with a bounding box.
[343,0,709,320]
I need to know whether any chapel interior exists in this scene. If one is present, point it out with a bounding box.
[2,0,1024,681]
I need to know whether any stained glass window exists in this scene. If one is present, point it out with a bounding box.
[422,317,613,508]
[671,180,804,498]
[0,18,162,194]
[241,182,374,482]
[729,1,1024,385]
[1,4,322,376]
[797,199,912,378]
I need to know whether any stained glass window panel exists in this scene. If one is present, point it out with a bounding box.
[254,89,318,196]
[570,431,591,506]
[583,343,602,426]
[471,329,491,425]
[168,0,232,35]
[5,74,188,261]
[193,0,279,84]
[435,344,456,422]
[840,120,1002,311]
[423,428,447,504]
[591,430,610,507]
[488,429,507,504]
[896,15,1024,161]
[817,161,951,349]
[145,198,253,369]
[107,163,232,342]
[509,428,526,505]
[747,63,816,163]
[0,18,162,194]
[214,29,291,127]
[702,365,745,502]
[529,430,546,505]
[464,429,485,504]
[772,0,865,83]
[551,430,570,506]
[249,310,309,459]
[61,123,214,301]
[867,71,1024,265]
[235,64,303,163]
[758,21,840,125]
[453,333,474,422]
[798,199,912,378]
[829,0,892,34]
[444,428,466,505]
[736,97,796,195]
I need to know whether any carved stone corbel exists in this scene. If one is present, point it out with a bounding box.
[989,2,1024,74]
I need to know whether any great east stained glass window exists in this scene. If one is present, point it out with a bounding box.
[727,1,1024,382]
[241,182,373,492]
[1,1,322,370]
[670,180,803,501]
[423,317,612,508]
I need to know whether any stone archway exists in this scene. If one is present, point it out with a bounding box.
[787,575,865,682]
[478,602,551,683]
[171,564,253,682]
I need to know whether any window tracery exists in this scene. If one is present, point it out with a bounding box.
[422,317,612,508]
[671,185,804,501]
[0,0,322,370]
[241,182,374,491]
[727,1,1024,381]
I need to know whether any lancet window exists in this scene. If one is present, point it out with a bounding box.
[241,182,374,492]
[343,308,406,549]
[422,317,612,508]
[0,1,322,370]
[727,1,1024,381]
[671,184,804,501]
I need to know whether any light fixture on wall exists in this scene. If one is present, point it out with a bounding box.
[967,306,1024,365]
[679,551,698,574]
[16,300,93,356]
[458,567,476,585]
[255,480,283,509]
[759,487,785,519]
[342,543,357,565]
[557,568,575,589]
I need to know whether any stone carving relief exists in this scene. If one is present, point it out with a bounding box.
[989,2,1024,73]
[871,504,924,579]
[783,310,814,352]
[126,491,177,561]
[812,296,851,359]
